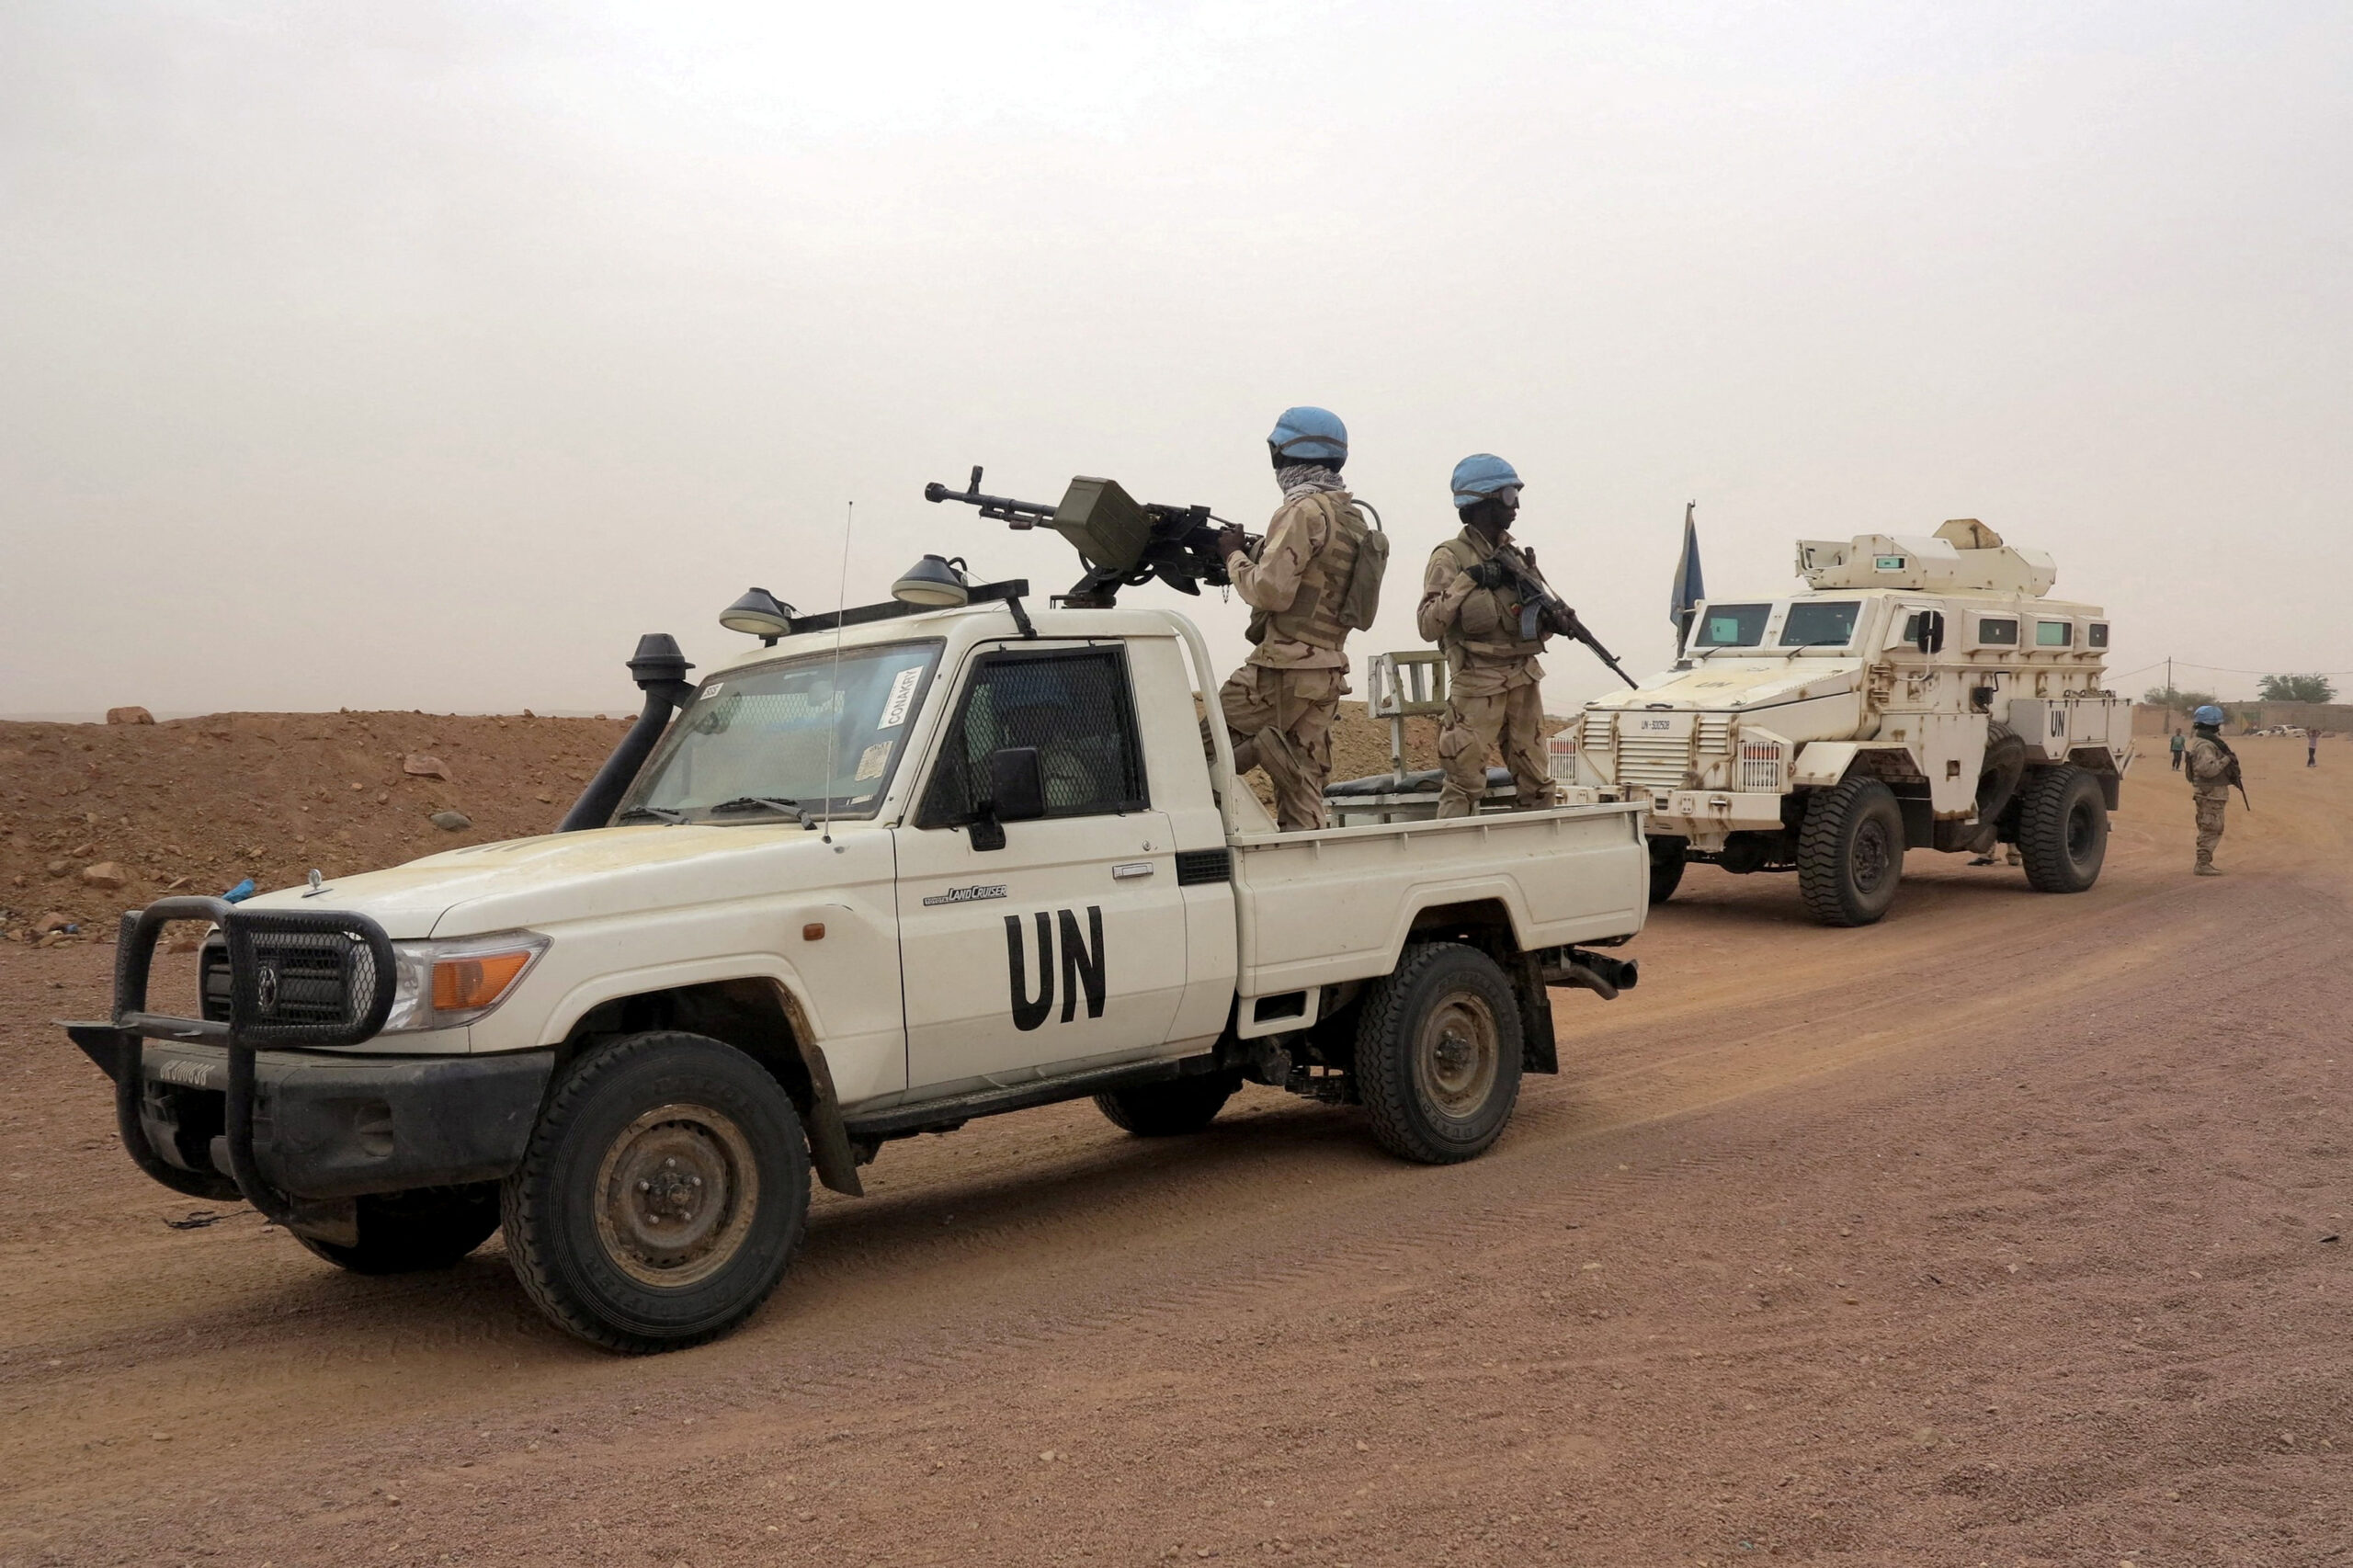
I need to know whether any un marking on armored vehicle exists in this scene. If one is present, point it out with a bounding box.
[1552,519,2131,926]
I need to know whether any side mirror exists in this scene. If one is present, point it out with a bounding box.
[1915,609,1946,655]
[987,746,1048,824]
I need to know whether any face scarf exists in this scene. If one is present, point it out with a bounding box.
[1277,463,1347,499]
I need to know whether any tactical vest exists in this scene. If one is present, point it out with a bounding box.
[1438,533,1547,659]
[1247,493,1373,652]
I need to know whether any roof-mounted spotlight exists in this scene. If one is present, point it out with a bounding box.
[892,553,972,608]
[720,586,797,644]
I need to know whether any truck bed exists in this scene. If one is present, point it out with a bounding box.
[1229,801,1649,999]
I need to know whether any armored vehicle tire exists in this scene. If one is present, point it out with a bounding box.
[1648,836,1688,904]
[1797,776,1905,927]
[501,1031,810,1354]
[2017,765,2108,893]
[295,1183,502,1275]
[1095,1071,1243,1136]
[1354,942,1524,1165]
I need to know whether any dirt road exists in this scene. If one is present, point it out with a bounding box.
[3,737,2346,1566]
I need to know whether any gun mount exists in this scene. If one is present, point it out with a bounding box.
[924,466,1251,608]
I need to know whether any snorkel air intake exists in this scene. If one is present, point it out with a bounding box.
[559,634,697,832]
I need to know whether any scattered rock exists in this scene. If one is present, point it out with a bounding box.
[429,811,473,832]
[404,754,453,781]
[45,859,69,878]
[81,861,130,890]
[106,706,155,725]
[534,790,554,804]
[37,912,74,935]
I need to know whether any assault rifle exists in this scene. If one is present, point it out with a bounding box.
[1481,542,1641,688]
[924,467,1252,608]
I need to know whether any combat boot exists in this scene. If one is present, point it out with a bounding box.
[2194,864,2223,877]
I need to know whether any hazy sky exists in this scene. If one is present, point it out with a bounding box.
[5,0,2348,720]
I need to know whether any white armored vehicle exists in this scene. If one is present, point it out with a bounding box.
[1553,520,2131,926]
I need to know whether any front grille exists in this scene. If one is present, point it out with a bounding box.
[1738,739,1787,793]
[199,940,231,1022]
[1616,733,1694,790]
[1698,715,1733,755]
[1176,847,1231,886]
[1580,710,1616,750]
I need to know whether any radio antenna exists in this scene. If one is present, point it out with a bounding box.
[822,499,854,846]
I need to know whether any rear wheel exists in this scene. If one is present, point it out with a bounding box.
[1354,942,1523,1164]
[1796,776,1905,926]
[296,1184,501,1275]
[1647,835,1688,904]
[501,1031,810,1354]
[2016,766,2108,892]
[1095,1071,1242,1136]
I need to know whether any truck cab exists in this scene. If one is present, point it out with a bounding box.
[71,576,1649,1352]
[1552,520,2131,925]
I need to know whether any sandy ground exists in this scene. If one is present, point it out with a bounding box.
[1,736,2346,1566]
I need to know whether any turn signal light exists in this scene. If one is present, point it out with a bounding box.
[433,949,535,1012]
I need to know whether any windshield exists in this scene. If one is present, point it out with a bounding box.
[620,641,942,823]
[1779,600,1862,648]
[1692,603,1771,649]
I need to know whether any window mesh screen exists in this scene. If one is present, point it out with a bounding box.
[920,650,1148,825]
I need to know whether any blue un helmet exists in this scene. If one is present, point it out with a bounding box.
[1267,406,1348,465]
[2192,704,2225,727]
[1450,453,1522,508]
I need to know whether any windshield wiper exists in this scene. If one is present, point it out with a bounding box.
[616,804,688,824]
[705,795,808,823]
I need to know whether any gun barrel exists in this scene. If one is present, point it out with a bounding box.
[923,479,1059,529]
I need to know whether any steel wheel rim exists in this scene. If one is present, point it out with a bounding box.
[1853,816,1893,892]
[1414,989,1500,1121]
[593,1103,759,1289]
[2066,798,2097,860]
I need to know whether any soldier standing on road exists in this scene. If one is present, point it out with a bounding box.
[2185,704,2237,876]
[2309,727,2320,767]
[1416,454,1568,819]
[2169,729,2185,771]
[1210,406,1377,831]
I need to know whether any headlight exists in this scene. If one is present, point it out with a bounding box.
[381,930,551,1033]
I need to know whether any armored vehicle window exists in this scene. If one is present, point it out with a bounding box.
[918,646,1148,828]
[2087,622,2109,648]
[1976,617,2019,646]
[1779,601,1861,648]
[2035,620,2073,647]
[623,640,942,823]
[1693,603,1770,648]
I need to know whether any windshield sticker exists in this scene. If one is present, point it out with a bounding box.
[699,682,725,701]
[853,741,892,781]
[879,665,923,729]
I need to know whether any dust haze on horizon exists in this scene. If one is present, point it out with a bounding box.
[4,1,2348,724]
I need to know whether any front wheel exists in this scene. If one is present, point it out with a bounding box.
[296,1183,502,1275]
[1647,835,1688,904]
[1796,776,1905,926]
[1354,942,1524,1164]
[2016,766,2108,892]
[501,1031,810,1354]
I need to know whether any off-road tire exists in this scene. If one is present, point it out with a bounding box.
[1647,836,1688,904]
[500,1031,810,1354]
[1797,775,1906,927]
[1094,1071,1243,1137]
[295,1183,502,1275]
[1353,942,1523,1165]
[2016,765,2108,893]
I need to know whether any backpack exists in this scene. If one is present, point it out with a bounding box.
[1334,500,1388,631]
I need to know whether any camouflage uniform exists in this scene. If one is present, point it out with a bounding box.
[1212,483,1368,831]
[1416,526,1558,819]
[2184,733,2234,871]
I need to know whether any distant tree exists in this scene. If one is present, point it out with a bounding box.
[2256,673,2336,703]
[2143,685,2218,712]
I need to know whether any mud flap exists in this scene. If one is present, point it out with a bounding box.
[1509,953,1559,1074]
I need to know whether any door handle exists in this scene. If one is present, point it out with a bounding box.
[1111,861,1154,881]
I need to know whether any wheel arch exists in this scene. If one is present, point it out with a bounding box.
[1399,901,1556,1075]
[554,977,866,1198]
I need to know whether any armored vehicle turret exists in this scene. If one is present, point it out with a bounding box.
[1552,519,2131,926]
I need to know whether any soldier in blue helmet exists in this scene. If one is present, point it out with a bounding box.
[1415,454,1573,817]
[1207,406,1386,829]
[2183,704,2238,875]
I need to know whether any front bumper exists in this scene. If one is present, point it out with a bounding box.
[69,1030,552,1199]
[1553,784,1788,835]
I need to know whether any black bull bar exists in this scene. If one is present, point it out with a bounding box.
[63,896,397,1225]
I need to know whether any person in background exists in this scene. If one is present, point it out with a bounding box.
[2309,727,2320,767]
[2169,729,2185,771]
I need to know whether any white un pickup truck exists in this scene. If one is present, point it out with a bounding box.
[67,576,1646,1351]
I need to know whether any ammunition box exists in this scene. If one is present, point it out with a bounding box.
[1052,477,1153,574]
